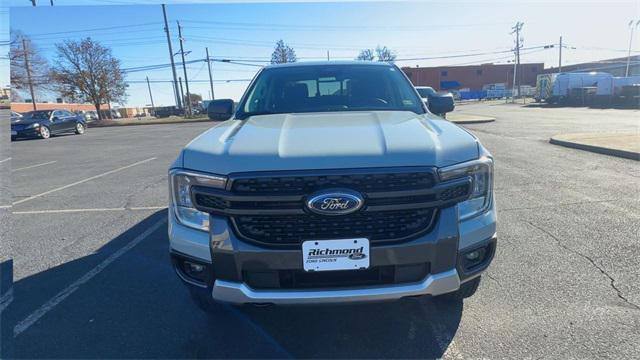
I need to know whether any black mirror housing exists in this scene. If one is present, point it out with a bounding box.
[208,99,234,121]
[427,96,455,115]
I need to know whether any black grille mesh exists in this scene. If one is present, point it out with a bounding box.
[231,172,437,195]
[233,209,436,246]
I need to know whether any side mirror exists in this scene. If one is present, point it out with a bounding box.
[427,96,455,115]
[52,117,60,122]
[208,99,234,121]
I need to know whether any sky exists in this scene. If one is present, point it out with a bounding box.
[2,0,639,107]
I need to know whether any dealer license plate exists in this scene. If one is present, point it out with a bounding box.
[11,131,17,136]
[302,238,370,272]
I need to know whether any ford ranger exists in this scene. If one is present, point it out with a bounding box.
[168,61,496,309]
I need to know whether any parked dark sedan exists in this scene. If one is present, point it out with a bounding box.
[11,109,86,141]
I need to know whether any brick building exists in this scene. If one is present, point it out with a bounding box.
[402,63,544,91]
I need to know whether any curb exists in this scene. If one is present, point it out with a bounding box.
[549,137,640,161]
[87,118,211,128]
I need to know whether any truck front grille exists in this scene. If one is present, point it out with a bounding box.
[231,169,437,195]
[191,167,472,248]
[232,209,436,246]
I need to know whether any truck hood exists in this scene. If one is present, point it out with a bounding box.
[181,111,479,174]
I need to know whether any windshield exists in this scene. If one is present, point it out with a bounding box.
[27,111,53,120]
[416,87,436,98]
[237,64,424,119]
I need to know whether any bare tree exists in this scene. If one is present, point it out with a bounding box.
[271,40,297,64]
[10,30,50,102]
[355,46,397,63]
[50,38,127,120]
[356,49,375,61]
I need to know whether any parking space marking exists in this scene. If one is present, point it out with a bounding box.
[0,157,10,164]
[12,161,57,172]
[13,218,167,337]
[12,157,156,206]
[12,206,166,215]
[0,205,11,209]
[0,287,13,313]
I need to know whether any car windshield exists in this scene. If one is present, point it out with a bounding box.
[237,64,425,119]
[27,111,52,120]
[416,87,436,97]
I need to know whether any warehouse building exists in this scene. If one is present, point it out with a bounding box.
[402,63,544,91]
[543,55,640,76]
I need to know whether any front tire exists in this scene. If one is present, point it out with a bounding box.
[39,126,50,139]
[436,276,481,302]
[75,123,85,135]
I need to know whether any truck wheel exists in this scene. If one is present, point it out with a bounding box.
[437,276,481,302]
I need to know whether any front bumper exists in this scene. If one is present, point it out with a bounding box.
[169,200,497,304]
[11,127,40,138]
[211,268,460,305]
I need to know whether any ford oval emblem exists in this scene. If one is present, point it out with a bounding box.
[306,189,364,216]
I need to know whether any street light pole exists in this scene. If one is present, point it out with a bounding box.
[559,36,563,72]
[161,4,182,110]
[177,21,192,116]
[626,20,639,77]
[206,47,215,100]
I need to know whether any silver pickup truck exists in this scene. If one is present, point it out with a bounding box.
[168,61,496,310]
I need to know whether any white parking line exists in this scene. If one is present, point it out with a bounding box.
[0,158,11,164]
[12,206,166,215]
[12,157,156,206]
[12,160,57,172]
[13,218,167,337]
[0,205,11,209]
[0,287,13,313]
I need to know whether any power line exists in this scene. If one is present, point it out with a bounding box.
[27,22,162,37]
[180,19,511,31]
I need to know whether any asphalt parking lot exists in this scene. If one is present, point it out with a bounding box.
[1,103,639,358]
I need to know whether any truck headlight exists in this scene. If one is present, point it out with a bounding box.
[169,169,227,232]
[439,157,493,220]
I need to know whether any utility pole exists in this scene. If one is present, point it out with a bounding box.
[558,36,563,72]
[511,21,524,98]
[626,20,640,77]
[146,76,156,115]
[162,4,182,110]
[50,0,53,5]
[30,0,36,6]
[178,77,185,110]
[327,50,330,61]
[177,21,192,116]
[22,39,37,111]
[206,47,215,100]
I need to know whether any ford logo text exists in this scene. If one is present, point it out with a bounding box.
[306,189,364,216]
